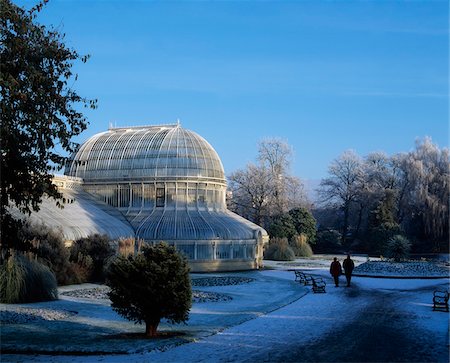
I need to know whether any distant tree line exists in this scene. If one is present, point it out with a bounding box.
[315,137,449,255]
[228,137,448,257]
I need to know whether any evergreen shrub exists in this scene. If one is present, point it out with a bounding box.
[314,229,342,253]
[106,243,192,337]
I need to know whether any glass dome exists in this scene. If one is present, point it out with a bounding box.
[66,124,225,183]
[62,123,268,272]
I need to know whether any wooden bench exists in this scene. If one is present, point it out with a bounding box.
[433,290,449,312]
[312,277,326,293]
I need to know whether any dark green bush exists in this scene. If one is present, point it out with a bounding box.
[0,254,58,303]
[71,234,115,282]
[264,237,295,261]
[288,208,317,244]
[367,222,402,255]
[314,229,342,253]
[106,243,191,337]
[268,214,297,240]
[384,235,411,262]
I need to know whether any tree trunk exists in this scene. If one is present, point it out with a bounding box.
[355,202,364,238]
[342,204,349,246]
[145,320,160,337]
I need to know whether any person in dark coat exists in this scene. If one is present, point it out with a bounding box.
[343,254,355,287]
[329,257,342,287]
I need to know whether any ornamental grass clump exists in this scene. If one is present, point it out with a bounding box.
[106,243,192,337]
[290,234,313,257]
[264,237,295,261]
[0,254,58,303]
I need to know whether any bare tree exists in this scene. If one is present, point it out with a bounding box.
[317,150,364,245]
[258,138,293,176]
[228,163,275,226]
[228,138,307,227]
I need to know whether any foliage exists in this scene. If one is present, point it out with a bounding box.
[384,235,411,262]
[70,234,115,282]
[401,138,449,248]
[314,229,342,254]
[0,254,57,303]
[368,189,398,228]
[288,207,317,244]
[316,138,449,254]
[289,234,313,257]
[19,222,76,285]
[267,214,297,240]
[0,0,96,253]
[317,150,363,246]
[69,253,93,284]
[367,222,401,255]
[228,138,306,227]
[106,243,192,337]
[264,238,295,261]
[118,237,136,257]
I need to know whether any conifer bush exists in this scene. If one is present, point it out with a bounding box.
[264,237,295,261]
[0,254,58,303]
[106,243,192,337]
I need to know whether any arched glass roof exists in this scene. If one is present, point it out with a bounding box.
[66,124,225,183]
[10,189,135,241]
[133,209,267,241]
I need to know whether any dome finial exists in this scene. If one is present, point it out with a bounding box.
[176,118,181,127]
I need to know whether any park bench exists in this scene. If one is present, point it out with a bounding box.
[433,290,449,312]
[303,274,313,286]
[292,270,304,283]
[312,277,326,293]
[289,270,313,286]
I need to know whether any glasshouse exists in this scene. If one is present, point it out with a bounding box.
[27,124,268,272]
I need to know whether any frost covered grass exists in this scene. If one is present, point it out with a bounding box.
[1,256,449,363]
[354,260,449,277]
[60,286,233,303]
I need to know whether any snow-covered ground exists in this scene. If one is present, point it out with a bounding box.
[1,256,449,363]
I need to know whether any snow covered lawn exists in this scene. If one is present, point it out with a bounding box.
[1,256,449,362]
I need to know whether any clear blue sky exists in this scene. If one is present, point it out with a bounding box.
[20,0,448,180]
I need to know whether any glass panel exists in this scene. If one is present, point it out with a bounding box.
[156,187,165,207]
[176,244,195,260]
[143,184,155,208]
[216,243,231,260]
[196,244,213,260]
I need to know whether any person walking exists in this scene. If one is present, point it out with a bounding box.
[343,254,355,287]
[330,257,342,287]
